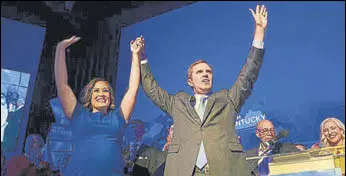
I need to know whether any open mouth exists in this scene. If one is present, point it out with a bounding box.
[328,134,337,139]
[96,96,107,103]
[264,135,273,140]
[202,79,210,83]
[265,137,273,140]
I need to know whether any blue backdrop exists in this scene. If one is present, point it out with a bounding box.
[1,18,46,155]
[116,2,345,150]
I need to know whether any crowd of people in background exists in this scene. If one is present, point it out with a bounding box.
[245,117,345,175]
[1,90,26,154]
[1,116,344,176]
[1,91,25,115]
[1,4,344,175]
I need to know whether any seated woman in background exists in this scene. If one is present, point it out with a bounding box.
[311,117,345,149]
[6,134,51,176]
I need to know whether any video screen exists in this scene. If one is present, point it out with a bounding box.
[1,68,30,152]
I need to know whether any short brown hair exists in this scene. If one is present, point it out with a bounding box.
[79,78,115,112]
[187,60,210,80]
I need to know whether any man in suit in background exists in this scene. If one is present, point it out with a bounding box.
[246,120,303,175]
[123,120,149,176]
[152,125,174,176]
[139,5,268,176]
[123,120,167,176]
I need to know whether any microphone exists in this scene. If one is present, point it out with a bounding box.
[265,129,289,147]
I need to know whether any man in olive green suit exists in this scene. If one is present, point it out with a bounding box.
[136,5,268,176]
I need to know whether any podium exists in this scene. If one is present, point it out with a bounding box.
[269,146,345,176]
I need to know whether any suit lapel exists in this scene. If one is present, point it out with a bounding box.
[201,93,216,126]
[184,95,202,126]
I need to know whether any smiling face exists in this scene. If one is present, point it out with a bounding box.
[90,81,111,113]
[187,62,213,95]
[323,120,344,146]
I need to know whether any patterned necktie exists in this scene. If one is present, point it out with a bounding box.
[196,96,207,121]
[196,96,208,169]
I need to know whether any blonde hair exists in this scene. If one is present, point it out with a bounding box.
[320,117,345,147]
[79,78,115,112]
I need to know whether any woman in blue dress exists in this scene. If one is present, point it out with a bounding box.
[54,35,144,176]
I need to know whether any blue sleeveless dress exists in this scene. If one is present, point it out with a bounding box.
[62,103,127,176]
